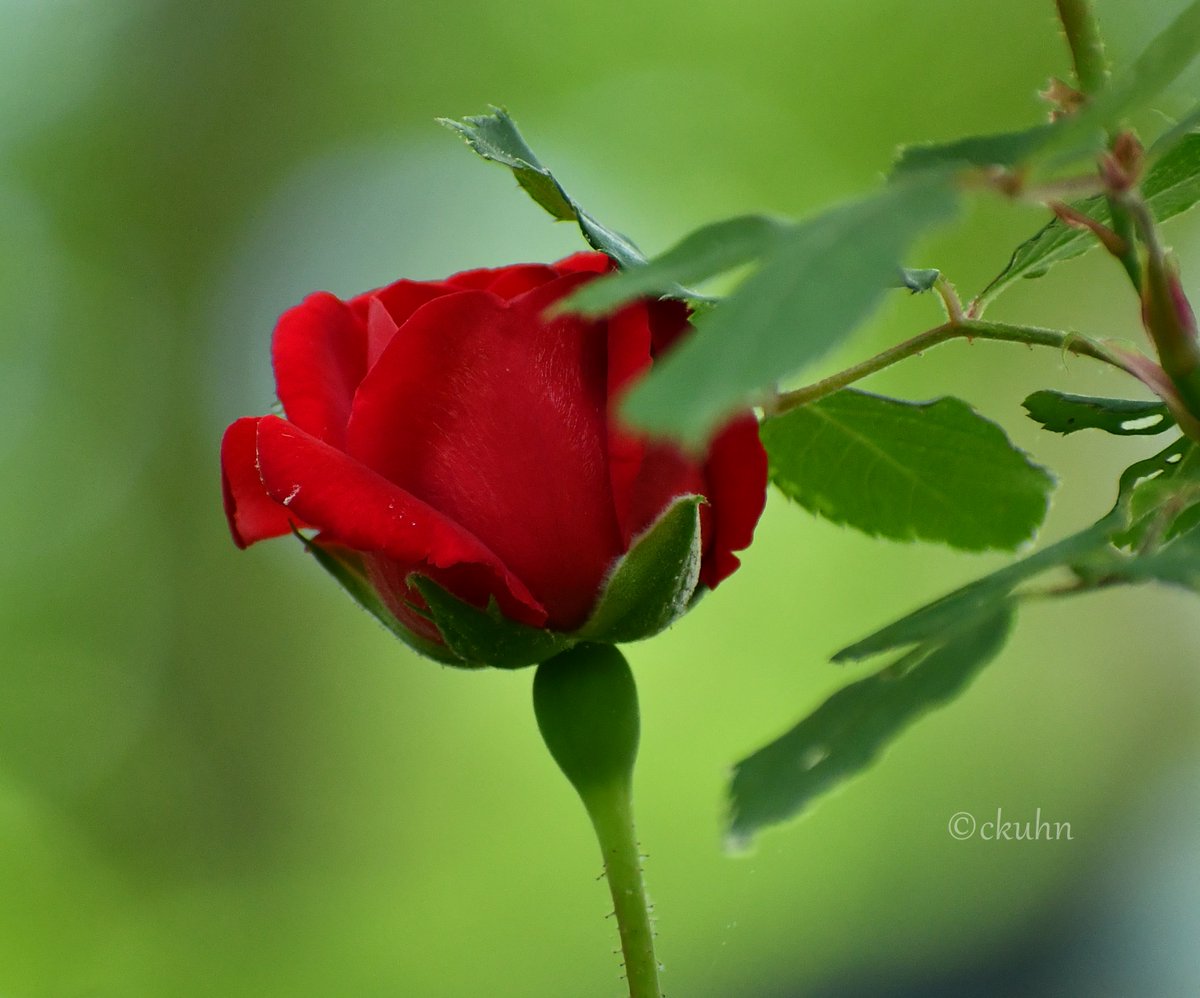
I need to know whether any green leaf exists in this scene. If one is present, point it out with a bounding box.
[1119,522,1200,590]
[835,438,1187,661]
[727,605,1013,846]
[295,533,462,666]
[578,495,703,644]
[438,107,575,220]
[558,216,784,316]
[439,107,648,270]
[1116,437,1200,548]
[1023,390,1174,436]
[1148,103,1200,159]
[893,125,1057,176]
[978,133,1200,304]
[762,389,1054,552]
[410,576,572,669]
[895,267,941,293]
[621,174,960,447]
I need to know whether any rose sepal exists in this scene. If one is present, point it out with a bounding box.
[410,494,705,668]
[410,577,572,669]
[294,531,462,665]
[576,493,703,643]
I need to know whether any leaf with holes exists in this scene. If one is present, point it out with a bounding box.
[1023,390,1174,436]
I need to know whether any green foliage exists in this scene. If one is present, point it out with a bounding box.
[1056,0,1200,161]
[895,267,942,293]
[439,5,1200,852]
[623,175,960,447]
[979,133,1200,304]
[1023,390,1173,436]
[1117,523,1200,590]
[893,126,1058,176]
[1117,438,1200,548]
[439,108,650,272]
[761,389,1054,551]
[560,215,784,315]
[1149,103,1200,158]
[894,1,1200,177]
[727,605,1012,847]
[728,437,1200,840]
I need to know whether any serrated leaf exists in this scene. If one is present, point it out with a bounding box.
[761,389,1053,552]
[1023,390,1174,436]
[439,108,648,271]
[578,495,703,643]
[296,533,462,665]
[978,133,1200,304]
[727,605,1013,846]
[559,216,784,316]
[836,438,1186,661]
[411,576,572,669]
[621,174,959,448]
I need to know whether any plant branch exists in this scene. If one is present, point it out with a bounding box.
[1054,0,1143,290]
[1055,0,1109,94]
[771,319,1129,413]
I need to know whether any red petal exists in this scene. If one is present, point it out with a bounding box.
[445,263,559,298]
[699,415,768,587]
[604,301,708,545]
[255,415,545,625]
[646,298,692,355]
[552,252,614,276]
[220,416,301,548]
[271,293,367,448]
[346,276,624,629]
[358,280,457,367]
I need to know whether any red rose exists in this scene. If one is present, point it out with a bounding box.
[221,252,767,664]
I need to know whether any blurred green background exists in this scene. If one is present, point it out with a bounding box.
[2,0,1199,995]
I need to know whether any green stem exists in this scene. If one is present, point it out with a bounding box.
[532,644,661,998]
[1106,197,1142,291]
[583,781,661,998]
[772,319,1127,413]
[1055,0,1108,94]
[1055,0,1143,290]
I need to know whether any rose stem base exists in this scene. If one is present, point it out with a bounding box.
[532,644,663,998]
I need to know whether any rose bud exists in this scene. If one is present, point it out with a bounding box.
[221,253,767,667]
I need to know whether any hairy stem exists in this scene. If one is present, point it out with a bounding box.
[772,319,1127,413]
[1055,0,1109,94]
[584,782,661,998]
